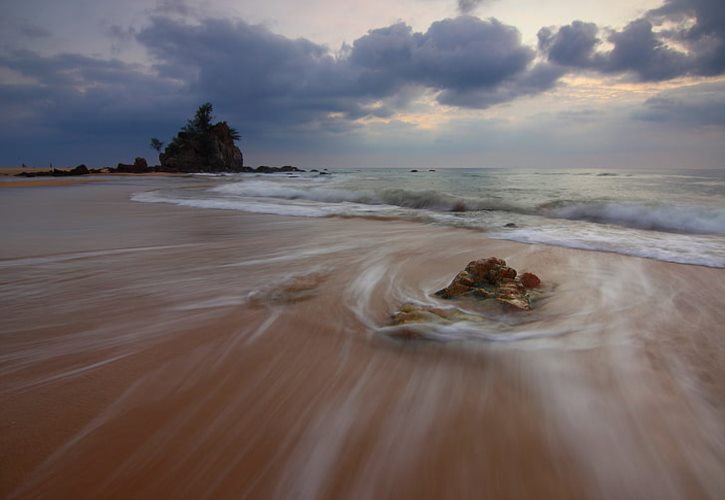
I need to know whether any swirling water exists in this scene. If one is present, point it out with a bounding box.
[133,168,725,267]
[2,177,725,498]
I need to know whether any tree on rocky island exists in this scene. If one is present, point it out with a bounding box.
[157,102,244,173]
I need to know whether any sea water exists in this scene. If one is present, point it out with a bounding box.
[132,168,725,268]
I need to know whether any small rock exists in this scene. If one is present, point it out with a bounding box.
[68,164,89,175]
[520,272,541,289]
[434,257,538,311]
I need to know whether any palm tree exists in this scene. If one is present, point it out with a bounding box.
[150,137,164,152]
[183,102,214,135]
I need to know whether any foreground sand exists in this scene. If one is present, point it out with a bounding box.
[1,180,724,499]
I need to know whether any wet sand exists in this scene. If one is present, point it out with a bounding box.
[0,168,184,189]
[1,181,724,499]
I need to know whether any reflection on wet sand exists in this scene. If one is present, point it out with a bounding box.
[1,184,724,499]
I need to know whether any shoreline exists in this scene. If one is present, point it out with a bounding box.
[1,180,724,498]
[0,169,189,188]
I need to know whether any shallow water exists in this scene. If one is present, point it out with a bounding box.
[1,180,725,499]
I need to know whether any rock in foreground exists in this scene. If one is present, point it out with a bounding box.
[434,257,540,311]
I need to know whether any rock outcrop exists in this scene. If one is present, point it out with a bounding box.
[434,257,541,311]
[116,157,151,173]
[15,165,90,177]
[159,122,243,173]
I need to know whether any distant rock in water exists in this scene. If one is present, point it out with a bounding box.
[434,257,541,311]
[254,165,304,174]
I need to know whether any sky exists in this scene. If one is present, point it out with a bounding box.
[0,0,724,169]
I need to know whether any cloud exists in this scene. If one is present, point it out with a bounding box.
[634,81,725,126]
[0,18,52,40]
[0,14,562,164]
[135,14,554,121]
[537,21,599,68]
[539,0,725,81]
[457,0,488,15]
[0,48,192,164]
[349,16,548,107]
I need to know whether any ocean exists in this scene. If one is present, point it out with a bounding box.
[133,168,725,268]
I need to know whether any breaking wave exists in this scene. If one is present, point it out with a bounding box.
[131,170,725,269]
[544,201,725,236]
[212,180,518,213]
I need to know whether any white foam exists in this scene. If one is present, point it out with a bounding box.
[547,201,725,235]
[493,226,725,268]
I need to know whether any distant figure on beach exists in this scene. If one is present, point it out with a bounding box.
[21,163,27,168]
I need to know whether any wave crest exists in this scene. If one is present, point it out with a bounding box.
[545,202,725,235]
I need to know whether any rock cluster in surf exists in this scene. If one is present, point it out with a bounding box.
[434,257,540,310]
[389,257,541,336]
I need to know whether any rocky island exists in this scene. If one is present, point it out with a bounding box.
[156,103,244,173]
[14,103,305,176]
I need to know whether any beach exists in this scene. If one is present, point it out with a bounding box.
[1,177,725,499]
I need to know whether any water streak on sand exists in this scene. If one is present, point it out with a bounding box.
[2,180,725,499]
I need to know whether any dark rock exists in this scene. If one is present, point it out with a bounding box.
[410,169,419,172]
[160,122,243,173]
[434,257,538,310]
[451,201,467,212]
[15,164,90,177]
[116,158,151,173]
[68,164,89,175]
[310,169,319,172]
[237,165,305,174]
[504,223,517,228]
[319,171,330,175]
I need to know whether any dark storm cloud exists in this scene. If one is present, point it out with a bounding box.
[0,14,559,163]
[537,21,599,68]
[538,0,725,81]
[349,16,551,107]
[0,49,192,164]
[135,14,552,117]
